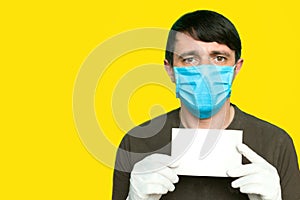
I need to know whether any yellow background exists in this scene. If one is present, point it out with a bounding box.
[1,0,299,199]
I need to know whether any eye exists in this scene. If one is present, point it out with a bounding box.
[214,56,226,63]
[182,57,199,65]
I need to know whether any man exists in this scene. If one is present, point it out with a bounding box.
[112,10,300,199]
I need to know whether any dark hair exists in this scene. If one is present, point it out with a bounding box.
[165,10,242,66]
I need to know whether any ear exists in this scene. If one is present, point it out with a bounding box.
[164,59,175,83]
[233,58,243,79]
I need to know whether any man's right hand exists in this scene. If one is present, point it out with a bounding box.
[127,154,179,200]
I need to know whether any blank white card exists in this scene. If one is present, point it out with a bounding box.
[171,128,243,177]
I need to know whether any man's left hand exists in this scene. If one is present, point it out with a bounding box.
[227,143,282,200]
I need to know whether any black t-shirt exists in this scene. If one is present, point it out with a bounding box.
[113,104,300,199]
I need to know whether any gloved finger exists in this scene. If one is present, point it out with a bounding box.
[148,154,180,168]
[146,173,176,192]
[227,163,265,177]
[237,144,267,164]
[145,183,170,195]
[237,183,263,195]
[168,158,181,168]
[231,173,264,188]
[133,155,171,174]
[157,166,179,183]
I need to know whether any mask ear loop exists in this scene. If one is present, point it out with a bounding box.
[220,63,236,130]
[228,64,236,88]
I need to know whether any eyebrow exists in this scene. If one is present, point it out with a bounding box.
[176,50,232,58]
[177,50,199,58]
[209,50,231,57]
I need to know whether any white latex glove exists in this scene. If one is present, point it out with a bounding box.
[227,144,281,200]
[127,154,179,200]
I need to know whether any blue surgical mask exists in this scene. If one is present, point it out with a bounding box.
[174,64,235,119]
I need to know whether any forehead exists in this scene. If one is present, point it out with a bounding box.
[173,32,234,56]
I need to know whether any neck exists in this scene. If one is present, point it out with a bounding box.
[179,99,234,129]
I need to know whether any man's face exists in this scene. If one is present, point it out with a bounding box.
[173,32,236,67]
[164,32,243,82]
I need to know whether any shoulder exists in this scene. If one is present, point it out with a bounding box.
[231,104,295,164]
[232,104,288,138]
[126,108,180,137]
[120,108,180,152]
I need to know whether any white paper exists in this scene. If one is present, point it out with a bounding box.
[171,128,243,177]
